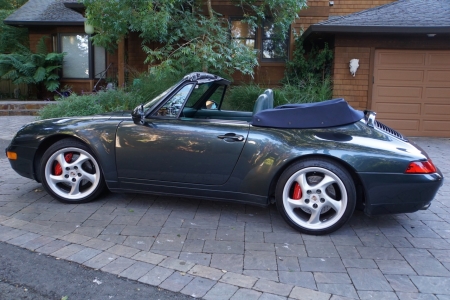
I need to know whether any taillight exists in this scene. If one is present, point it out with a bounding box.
[405,160,437,174]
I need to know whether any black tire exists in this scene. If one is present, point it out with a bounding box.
[275,158,356,235]
[40,138,105,204]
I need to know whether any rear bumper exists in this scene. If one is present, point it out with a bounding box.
[359,170,443,216]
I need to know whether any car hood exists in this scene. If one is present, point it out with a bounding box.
[91,111,132,119]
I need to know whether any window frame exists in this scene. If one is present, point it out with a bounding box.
[57,33,106,80]
[151,83,196,119]
[229,17,257,52]
[228,17,290,63]
[260,18,290,62]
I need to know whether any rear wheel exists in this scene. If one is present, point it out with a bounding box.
[276,158,356,235]
[40,139,105,204]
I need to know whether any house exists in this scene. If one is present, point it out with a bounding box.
[303,0,450,137]
[4,0,450,137]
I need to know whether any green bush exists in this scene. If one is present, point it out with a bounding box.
[131,72,180,103]
[38,89,143,119]
[283,37,333,86]
[224,77,333,112]
[223,84,265,111]
[0,37,65,99]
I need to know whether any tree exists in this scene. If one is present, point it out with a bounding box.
[0,0,28,53]
[0,37,65,98]
[83,0,307,77]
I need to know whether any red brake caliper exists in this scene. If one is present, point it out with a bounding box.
[292,182,302,200]
[53,153,73,175]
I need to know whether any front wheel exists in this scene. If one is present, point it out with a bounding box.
[276,158,356,235]
[40,139,105,204]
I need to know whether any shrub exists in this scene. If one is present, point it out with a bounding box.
[224,77,333,112]
[283,37,333,86]
[223,84,265,111]
[131,72,180,103]
[38,89,143,119]
[0,37,65,99]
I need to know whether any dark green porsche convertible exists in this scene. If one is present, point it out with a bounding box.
[6,72,443,235]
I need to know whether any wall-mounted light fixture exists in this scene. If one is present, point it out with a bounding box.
[84,21,94,35]
[329,1,334,6]
[349,59,359,77]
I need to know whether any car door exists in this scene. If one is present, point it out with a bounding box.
[116,83,250,185]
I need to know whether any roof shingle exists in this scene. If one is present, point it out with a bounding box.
[4,0,84,26]
[305,0,450,36]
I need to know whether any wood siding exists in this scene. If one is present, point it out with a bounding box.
[329,0,396,15]
[333,34,450,111]
[26,0,407,88]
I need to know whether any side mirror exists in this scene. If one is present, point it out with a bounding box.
[132,104,145,125]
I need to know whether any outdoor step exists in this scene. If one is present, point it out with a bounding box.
[0,101,54,116]
[0,109,40,116]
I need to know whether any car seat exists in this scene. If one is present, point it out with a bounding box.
[253,94,269,115]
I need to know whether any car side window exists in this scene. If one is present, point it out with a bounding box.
[153,84,193,118]
[205,85,225,110]
[185,83,212,108]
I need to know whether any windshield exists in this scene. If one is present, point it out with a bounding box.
[142,83,179,114]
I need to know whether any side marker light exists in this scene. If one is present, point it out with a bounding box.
[7,151,17,160]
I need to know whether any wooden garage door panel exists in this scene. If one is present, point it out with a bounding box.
[377,69,424,83]
[378,118,420,131]
[378,52,425,66]
[428,53,450,67]
[424,104,450,116]
[427,70,450,82]
[372,50,450,137]
[377,86,422,98]
[423,120,450,132]
[425,87,450,100]
[376,103,421,114]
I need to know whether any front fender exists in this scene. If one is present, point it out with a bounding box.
[11,117,124,187]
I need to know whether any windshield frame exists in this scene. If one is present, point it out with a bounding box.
[142,83,180,115]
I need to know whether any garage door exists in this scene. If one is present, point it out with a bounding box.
[372,50,450,137]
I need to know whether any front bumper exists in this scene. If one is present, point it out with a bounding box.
[359,170,443,216]
[6,144,37,181]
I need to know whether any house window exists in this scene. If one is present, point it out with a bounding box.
[261,19,289,61]
[230,20,256,50]
[60,34,106,79]
[230,18,289,62]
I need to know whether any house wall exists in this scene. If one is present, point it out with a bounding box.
[28,26,119,95]
[109,0,400,86]
[24,1,403,91]
[332,34,450,110]
[329,0,396,15]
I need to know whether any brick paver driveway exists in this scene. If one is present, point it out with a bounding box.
[1,116,449,299]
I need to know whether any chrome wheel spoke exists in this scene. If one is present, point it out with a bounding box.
[287,197,309,210]
[315,174,335,190]
[69,180,82,196]
[323,195,342,212]
[295,173,312,190]
[55,153,67,169]
[82,172,96,184]
[74,153,90,165]
[307,209,321,225]
[49,174,65,184]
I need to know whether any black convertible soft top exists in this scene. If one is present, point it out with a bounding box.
[252,98,364,129]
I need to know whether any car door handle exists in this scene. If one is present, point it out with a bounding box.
[217,133,245,142]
